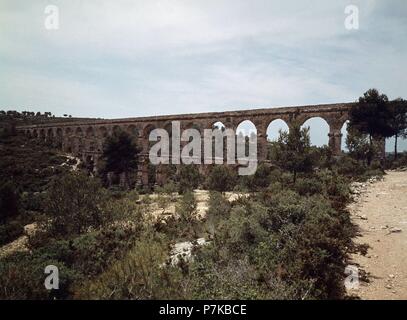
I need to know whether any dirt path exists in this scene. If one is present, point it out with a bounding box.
[348,171,407,299]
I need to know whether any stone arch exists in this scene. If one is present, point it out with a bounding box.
[75,127,83,136]
[236,120,257,137]
[341,120,350,152]
[64,127,72,141]
[161,122,173,136]
[183,122,202,133]
[142,123,156,138]
[141,124,157,155]
[86,126,95,137]
[55,128,63,147]
[98,126,108,138]
[33,129,38,138]
[301,117,330,147]
[266,119,290,141]
[127,124,139,138]
[39,129,45,139]
[47,128,53,138]
[181,122,203,162]
[112,125,122,135]
[211,121,226,131]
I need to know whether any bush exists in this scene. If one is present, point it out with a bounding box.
[207,165,237,192]
[76,235,185,299]
[4,222,143,299]
[176,192,200,237]
[316,169,351,205]
[20,191,45,212]
[0,180,19,222]
[294,177,324,196]
[0,251,80,299]
[0,220,24,246]
[176,165,201,194]
[184,189,355,299]
[334,155,367,177]
[244,163,272,191]
[205,191,231,236]
[43,172,110,236]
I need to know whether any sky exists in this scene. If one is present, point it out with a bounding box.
[1,0,406,150]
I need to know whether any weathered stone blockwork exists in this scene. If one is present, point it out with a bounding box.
[17,102,367,185]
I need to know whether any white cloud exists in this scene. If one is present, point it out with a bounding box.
[0,0,406,123]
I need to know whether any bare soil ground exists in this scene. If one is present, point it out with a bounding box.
[348,171,407,299]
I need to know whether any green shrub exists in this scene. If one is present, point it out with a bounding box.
[245,163,272,191]
[185,189,355,299]
[205,192,231,236]
[316,170,351,205]
[0,220,24,246]
[76,235,185,299]
[294,177,324,196]
[207,165,237,192]
[20,192,45,211]
[0,180,19,222]
[43,172,110,236]
[0,251,80,299]
[176,165,201,194]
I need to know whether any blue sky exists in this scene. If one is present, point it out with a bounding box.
[1,0,406,150]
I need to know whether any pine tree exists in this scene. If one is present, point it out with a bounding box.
[270,123,314,183]
[101,130,139,188]
[388,98,407,159]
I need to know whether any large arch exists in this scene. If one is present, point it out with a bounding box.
[39,129,45,140]
[65,127,72,136]
[236,120,257,137]
[183,122,202,134]
[99,126,108,138]
[47,128,53,138]
[112,125,122,135]
[301,117,330,147]
[55,128,63,147]
[127,124,139,139]
[142,124,156,138]
[340,120,350,152]
[75,127,83,136]
[212,121,226,131]
[266,119,290,141]
[163,121,174,140]
[86,126,95,138]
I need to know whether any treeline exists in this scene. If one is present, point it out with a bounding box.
[0,110,57,118]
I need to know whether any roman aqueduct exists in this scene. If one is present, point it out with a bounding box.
[17,102,382,185]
